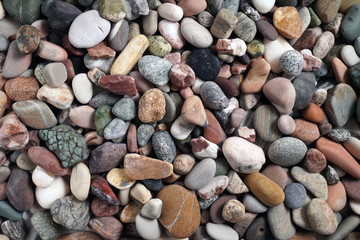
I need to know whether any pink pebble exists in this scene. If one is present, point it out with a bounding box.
[31,20,50,39]
[277,115,296,135]
[180,87,194,99]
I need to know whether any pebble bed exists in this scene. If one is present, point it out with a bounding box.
[0,0,360,239]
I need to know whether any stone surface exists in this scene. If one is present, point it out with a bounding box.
[138,55,172,86]
[245,172,285,207]
[70,162,91,201]
[268,137,307,167]
[152,131,176,162]
[157,185,200,238]
[291,166,328,200]
[5,76,39,101]
[284,183,307,209]
[181,95,208,127]
[306,148,327,173]
[253,105,282,142]
[88,216,123,240]
[138,89,166,123]
[0,114,29,151]
[268,203,296,239]
[2,41,32,79]
[188,48,221,81]
[314,0,342,24]
[135,214,162,240]
[37,84,74,110]
[240,58,271,94]
[31,212,63,240]
[307,198,338,235]
[35,176,70,209]
[90,176,120,206]
[6,167,33,211]
[185,158,216,190]
[181,17,213,48]
[327,181,347,212]
[273,7,302,39]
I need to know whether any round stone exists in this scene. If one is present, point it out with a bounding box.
[16,25,41,54]
[72,73,93,104]
[138,55,172,86]
[277,115,296,135]
[184,158,216,190]
[279,50,304,76]
[306,148,327,173]
[222,199,245,223]
[138,89,166,123]
[32,166,55,188]
[35,176,70,209]
[199,81,230,110]
[188,48,221,81]
[284,183,307,209]
[70,162,91,201]
[140,198,163,219]
[206,223,239,240]
[152,131,176,162]
[268,137,307,167]
[307,198,338,235]
[181,17,213,48]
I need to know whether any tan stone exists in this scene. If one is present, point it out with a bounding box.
[130,183,152,205]
[240,58,271,94]
[37,83,74,110]
[273,7,302,39]
[181,95,208,127]
[106,168,136,190]
[120,201,142,223]
[138,88,166,123]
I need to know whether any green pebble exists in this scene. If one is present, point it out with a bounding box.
[148,0,161,10]
[99,0,126,22]
[246,39,265,58]
[148,36,172,57]
[94,104,114,137]
[31,212,64,240]
[214,158,230,176]
[0,201,23,221]
[309,8,322,27]
[314,62,328,78]
[350,62,360,88]
[3,0,42,24]
[341,4,360,43]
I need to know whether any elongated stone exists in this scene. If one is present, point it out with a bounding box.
[110,34,149,75]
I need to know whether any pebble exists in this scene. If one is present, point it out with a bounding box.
[6,167,33,211]
[200,81,229,110]
[3,0,42,24]
[325,165,340,185]
[284,183,307,209]
[91,197,119,217]
[210,9,238,39]
[0,201,22,221]
[137,124,154,147]
[0,114,29,151]
[233,12,256,42]
[206,222,239,240]
[209,195,236,223]
[268,137,307,167]
[181,17,213,48]
[32,166,55,188]
[253,105,282,142]
[327,215,360,240]
[264,36,294,73]
[37,84,74,110]
[341,45,360,67]
[88,216,123,240]
[138,88,166,123]
[245,172,285,207]
[157,3,183,21]
[1,220,26,240]
[103,118,127,140]
[313,31,335,59]
[279,50,304,76]
[273,7,302,39]
[70,162,90,201]
[328,128,351,142]
[157,185,200,238]
[98,74,137,96]
[89,142,127,174]
[69,105,95,129]
[141,198,162,219]
[188,48,221,81]
[262,77,296,115]
[37,40,68,62]
[35,176,70,209]
[292,72,317,110]
[135,214,162,240]
[307,198,338,235]
[268,203,296,239]
[138,55,172,86]
[0,167,10,184]
[43,63,68,89]
[242,193,268,213]
[111,98,136,121]
[223,136,265,173]
[245,216,272,240]
[16,25,41,54]
[31,212,63,240]
[158,20,185,50]
[327,181,347,212]
[277,115,296,135]
[305,148,327,173]
[261,164,288,190]
[314,0,342,23]
[291,166,328,200]
[197,175,229,200]
[341,3,360,43]
[185,158,216,190]
[152,131,176,162]
[50,195,90,230]
[2,41,32,79]
[91,176,120,206]
[124,154,173,180]
[120,201,142,223]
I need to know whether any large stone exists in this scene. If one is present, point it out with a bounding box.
[307,198,338,235]
[267,203,296,239]
[3,0,42,24]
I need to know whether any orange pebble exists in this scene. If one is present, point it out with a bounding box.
[273,7,302,39]
[301,103,325,123]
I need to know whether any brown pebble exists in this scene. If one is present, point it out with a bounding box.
[273,7,302,39]
[87,41,116,59]
[222,199,245,223]
[5,77,39,101]
[91,197,120,217]
[127,124,137,153]
[0,114,29,151]
[89,216,123,240]
[290,119,320,144]
[173,154,195,175]
[306,148,327,173]
[138,89,166,123]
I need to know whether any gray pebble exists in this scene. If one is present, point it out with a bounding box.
[185,158,216,190]
[199,195,219,210]
[293,72,317,110]
[103,118,127,140]
[243,193,268,213]
[240,0,261,21]
[138,55,172,86]
[268,137,307,167]
[84,53,115,74]
[137,124,155,147]
[31,212,64,240]
[89,91,121,108]
[279,50,304,77]
[325,165,340,185]
[159,93,177,123]
[0,34,10,51]
[1,220,27,240]
[198,11,215,28]
[34,63,47,85]
[284,183,307,209]
[200,81,230,110]
[152,131,176,162]
[328,128,351,142]
[112,98,136,121]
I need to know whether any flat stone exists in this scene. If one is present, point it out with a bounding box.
[253,105,282,142]
[1,220,27,240]
[305,148,327,173]
[206,223,239,240]
[327,215,360,240]
[268,203,296,239]
[37,40,68,62]
[315,0,341,23]
[0,114,29,151]
[181,95,208,127]
[70,162,91,201]
[185,158,216,190]
[291,166,328,200]
[307,198,337,235]
[103,118,128,140]
[284,183,307,209]
[273,7,302,39]
[37,84,74,110]
[91,176,120,206]
[2,41,32,79]
[181,17,213,48]
[88,216,123,240]
[98,75,137,96]
[124,153,173,180]
[242,193,268,213]
[277,115,296,135]
[261,164,288,190]
[152,131,176,162]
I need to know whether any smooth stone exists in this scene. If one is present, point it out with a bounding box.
[0,34,9,52]
[327,215,360,240]
[173,154,195,176]
[340,4,360,43]
[94,104,113,137]
[325,165,340,185]
[328,128,351,142]
[46,1,82,33]
[256,19,278,41]
[263,77,296,115]
[178,0,207,16]
[35,176,70,209]
[141,198,163,219]
[222,136,265,173]
[243,193,268,213]
[341,45,360,67]
[72,73,93,104]
[209,195,236,223]
[69,105,96,129]
[70,162,90,201]
[198,11,214,27]
[6,167,33,212]
[245,173,285,207]
[142,10,158,36]
[158,19,185,50]
[31,212,63,240]
[5,76,39,101]
[197,175,229,200]
[344,137,360,160]
[135,214,162,240]
[292,200,314,231]
[107,168,135,190]
[210,8,238,39]
[111,98,136,121]
[0,167,10,184]
[268,203,296,239]
[253,105,282,142]
[32,166,55,188]
[124,154,173,180]
[3,0,42,24]
[261,165,288,190]
[152,131,176,162]
[188,48,221,81]
[279,50,304,76]
[37,84,74,110]
[1,220,26,240]
[325,83,356,127]
[99,0,126,22]
[313,31,335,59]
[327,181,347,212]
[38,125,89,168]
[28,146,69,176]
[137,124,154,147]
[291,166,328,200]
[89,142,127,174]
[292,72,317,110]
[36,40,68,62]
[180,17,213,48]
[2,41,32,79]
[88,216,123,240]
[206,223,239,240]
[245,216,272,240]
[307,198,337,235]
[68,10,110,48]
[157,3,183,21]
[84,54,115,74]
[252,0,274,13]
[200,81,229,110]
[240,0,260,21]
[157,185,200,238]
[0,201,22,221]
[103,118,127,140]
[12,100,57,129]
[50,195,90,230]
[268,137,307,167]
[284,183,307,209]
[56,231,103,240]
[91,197,120,217]
[273,6,302,39]
[277,115,296,135]
[305,148,327,173]
[264,36,294,73]
[233,12,256,42]
[16,152,36,171]
[138,55,172,86]
[240,58,270,94]
[314,0,341,23]
[110,34,149,75]
[89,91,120,108]
[185,158,216,190]
[108,19,129,51]
[349,199,360,215]
[342,176,360,201]
[120,201,142,223]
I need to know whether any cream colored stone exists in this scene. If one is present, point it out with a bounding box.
[32,166,56,188]
[110,34,149,75]
[16,152,36,171]
[264,36,294,73]
[37,83,74,109]
[70,162,91,201]
[106,168,136,190]
[35,176,69,209]
[130,183,152,205]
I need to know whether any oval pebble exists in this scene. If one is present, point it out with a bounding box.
[206,222,239,240]
[268,137,307,167]
[72,73,93,104]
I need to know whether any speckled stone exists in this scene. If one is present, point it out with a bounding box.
[152,131,176,163]
[138,88,166,123]
[94,104,113,137]
[284,183,307,209]
[137,124,154,147]
[16,25,41,54]
[268,137,307,167]
[188,48,221,81]
[31,212,63,240]
[200,81,230,110]
[307,198,338,235]
[50,195,90,230]
[148,35,172,57]
[328,128,351,142]
[99,0,126,22]
[138,55,172,86]
[267,203,296,239]
[233,12,256,42]
[38,125,89,168]
[325,165,340,185]
[279,50,304,76]
[1,219,27,240]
